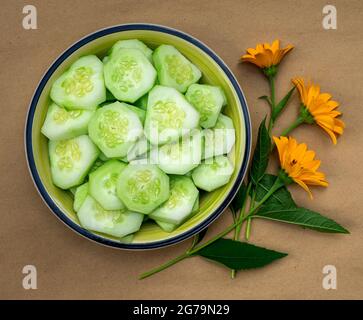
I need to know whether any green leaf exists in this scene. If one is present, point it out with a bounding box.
[231,182,248,214]
[196,238,287,270]
[250,118,271,185]
[254,205,349,234]
[258,95,272,107]
[272,86,295,121]
[255,174,296,208]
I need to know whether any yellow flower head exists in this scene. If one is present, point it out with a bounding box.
[241,40,294,72]
[292,77,345,144]
[273,136,328,198]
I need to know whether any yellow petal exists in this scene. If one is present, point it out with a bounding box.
[317,123,338,144]
[294,179,313,199]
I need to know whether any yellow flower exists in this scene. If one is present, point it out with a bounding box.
[292,77,345,144]
[273,136,328,198]
[241,40,294,75]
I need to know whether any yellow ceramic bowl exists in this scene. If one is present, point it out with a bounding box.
[25,24,251,249]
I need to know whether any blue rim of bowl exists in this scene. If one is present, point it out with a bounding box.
[25,23,252,250]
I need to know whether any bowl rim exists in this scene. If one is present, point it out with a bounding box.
[24,23,252,250]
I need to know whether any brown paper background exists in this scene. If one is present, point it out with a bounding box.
[1,0,362,299]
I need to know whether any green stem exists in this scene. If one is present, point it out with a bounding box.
[194,177,283,253]
[269,76,276,107]
[231,182,252,278]
[245,191,256,240]
[249,177,284,214]
[140,219,247,280]
[280,116,304,137]
[139,177,284,280]
[268,76,276,133]
[139,252,190,280]
[187,233,200,253]
[233,183,252,240]
[245,219,252,240]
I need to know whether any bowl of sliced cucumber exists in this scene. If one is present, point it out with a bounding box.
[25,24,251,249]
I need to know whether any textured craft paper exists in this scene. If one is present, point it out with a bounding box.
[0,0,362,299]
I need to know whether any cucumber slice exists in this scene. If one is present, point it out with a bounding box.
[88,101,143,158]
[202,114,236,159]
[135,94,148,110]
[149,176,199,225]
[144,85,200,145]
[153,45,201,93]
[110,39,153,62]
[155,220,177,233]
[116,164,170,214]
[154,194,199,233]
[50,55,106,110]
[119,234,134,243]
[41,103,95,141]
[99,152,110,162]
[192,195,199,214]
[69,187,77,195]
[122,102,146,123]
[123,134,150,162]
[77,196,143,238]
[104,48,156,103]
[89,160,127,210]
[192,155,234,192]
[73,182,89,212]
[185,84,227,128]
[150,130,202,175]
[49,135,99,189]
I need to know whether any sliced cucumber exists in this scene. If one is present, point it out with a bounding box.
[192,155,234,192]
[192,195,199,213]
[104,48,156,103]
[77,196,143,238]
[153,45,201,93]
[149,176,199,225]
[41,103,95,141]
[109,39,153,62]
[185,84,226,128]
[155,220,178,233]
[154,194,199,233]
[50,55,106,110]
[144,85,200,145]
[73,182,89,212]
[202,114,236,159]
[119,234,134,243]
[49,135,99,189]
[99,152,110,162]
[121,102,146,123]
[88,101,143,158]
[150,130,202,175]
[70,187,77,195]
[89,160,127,210]
[135,94,148,110]
[122,134,150,162]
[116,164,170,214]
